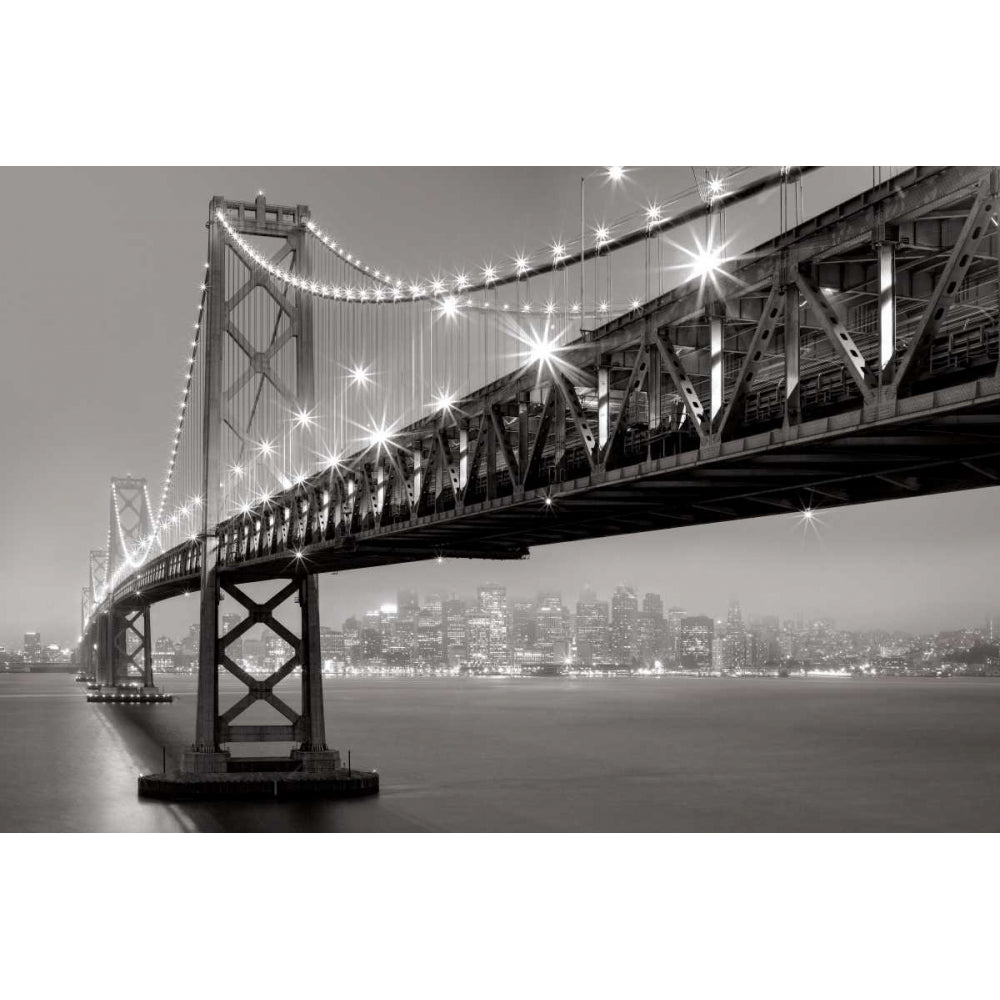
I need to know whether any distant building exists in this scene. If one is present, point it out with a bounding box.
[666,607,686,665]
[442,599,467,665]
[342,616,361,665]
[23,632,41,660]
[265,632,290,672]
[319,626,345,670]
[639,592,664,666]
[611,586,639,667]
[681,615,714,671]
[177,624,200,669]
[536,592,566,654]
[242,637,264,671]
[575,588,610,667]
[476,585,508,668]
[153,636,176,673]
[721,599,747,673]
[510,600,538,651]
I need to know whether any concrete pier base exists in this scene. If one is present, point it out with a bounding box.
[290,748,342,772]
[139,762,378,801]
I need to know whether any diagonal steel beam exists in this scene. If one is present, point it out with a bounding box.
[793,269,875,401]
[490,405,520,483]
[553,370,598,469]
[602,345,649,465]
[652,330,708,442]
[892,180,998,391]
[461,412,489,503]
[714,276,785,439]
[522,384,557,487]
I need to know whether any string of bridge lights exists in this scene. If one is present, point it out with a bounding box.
[144,267,210,557]
[219,167,740,309]
[301,166,746,303]
[110,480,160,571]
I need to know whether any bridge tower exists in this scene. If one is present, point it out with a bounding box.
[184,195,337,774]
[86,549,108,683]
[105,478,155,688]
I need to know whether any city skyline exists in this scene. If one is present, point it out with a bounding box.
[31,578,997,680]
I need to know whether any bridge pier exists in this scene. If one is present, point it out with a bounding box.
[157,570,373,799]
[182,571,340,773]
[96,611,112,686]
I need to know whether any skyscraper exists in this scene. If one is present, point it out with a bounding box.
[23,632,41,661]
[639,592,664,666]
[478,584,509,668]
[721,598,748,674]
[442,598,467,666]
[681,616,714,672]
[536,592,566,654]
[611,586,639,667]
[510,600,538,651]
[666,607,686,666]
[575,588,610,667]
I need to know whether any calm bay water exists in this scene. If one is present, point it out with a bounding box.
[2,672,999,832]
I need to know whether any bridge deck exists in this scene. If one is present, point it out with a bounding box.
[110,374,1000,606]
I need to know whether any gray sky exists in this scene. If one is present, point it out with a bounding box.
[1,166,997,649]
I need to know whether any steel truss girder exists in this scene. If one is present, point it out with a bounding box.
[892,177,999,392]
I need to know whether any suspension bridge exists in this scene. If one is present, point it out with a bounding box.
[78,165,1000,798]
